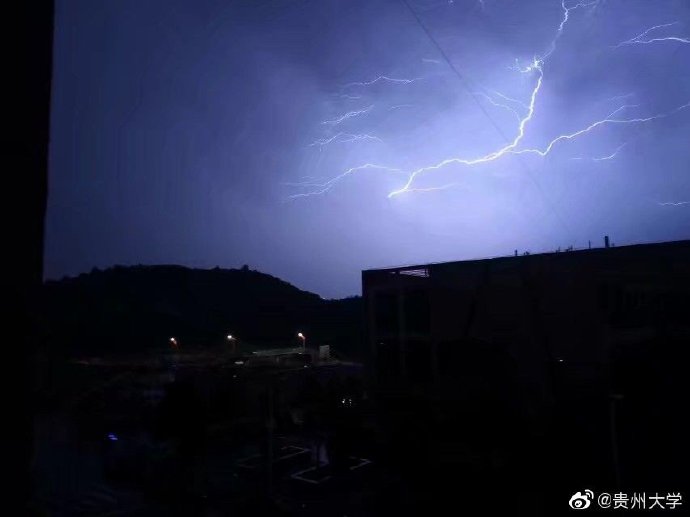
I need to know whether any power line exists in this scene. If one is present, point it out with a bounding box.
[400,0,510,143]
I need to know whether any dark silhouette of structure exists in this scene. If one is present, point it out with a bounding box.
[363,239,690,514]
[11,3,53,514]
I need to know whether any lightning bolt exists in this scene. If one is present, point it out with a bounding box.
[341,76,422,90]
[293,0,688,200]
[286,163,405,199]
[490,90,529,111]
[472,91,524,122]
[390,98,687,196]
[606,104,639,118]
[571,142,627,161]
[308,132,382,147]
[386,1,687,197]
[658,201,689,206]
[509,103,688,159]
[614,22,690,48]
[541,0,601,61]
[589,142,627,161]
[388,58,545,197]
[322,105,374,125]
[602,93,635,104]
[401,182,465,194]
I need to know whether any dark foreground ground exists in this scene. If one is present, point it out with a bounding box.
[29,342,688,517]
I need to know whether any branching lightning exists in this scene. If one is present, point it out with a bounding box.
[388,57,544,197]
[614,22,689,48]
[658,201,689,206]
[590,142,627,162]
[603,93,635,104]
[286,164,405,199]
[341,76,422,90]
[322,105,374,125]
[385,0,688,198]
[490,90,529,110]
[473,91,524,121]
[571,142,627,161]
[400,182,464,194]
[292,0,689,201]
[541,0,600,61]
[309,132,382,147]
[509,103,688,159]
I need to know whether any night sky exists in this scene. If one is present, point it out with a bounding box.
[47,0,689,298]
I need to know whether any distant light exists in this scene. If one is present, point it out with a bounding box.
[297,332,305,339]
[227,334,234,340]
[558,358,564,363]
[107,433,118,441]
[234,360,245,365]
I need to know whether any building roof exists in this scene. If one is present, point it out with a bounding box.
[363,239,690,275]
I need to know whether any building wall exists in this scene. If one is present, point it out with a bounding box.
[363,240,690,405]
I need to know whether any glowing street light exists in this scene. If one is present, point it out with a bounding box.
[226,334,237,353]
[297,332,306,350]
[169,337,178,349]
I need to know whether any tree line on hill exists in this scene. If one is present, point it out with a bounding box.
[42,265,364,360]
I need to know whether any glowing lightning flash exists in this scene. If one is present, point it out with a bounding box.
[571,142,628,161]
[614,22,690,48]
[658,201,689,206]
[387,1,687,197]
[491,90,529,110]
[341,76,422,90]
[388,58,545,197]
[287,164,405,199]
[322,105,374,125]
[472,91,524,122]
[510,103,689,159]
[294,0,688,200]
[309,132,382,147]
[541,0,601,61]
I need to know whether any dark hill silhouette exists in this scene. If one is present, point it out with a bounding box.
[42,265,363,358]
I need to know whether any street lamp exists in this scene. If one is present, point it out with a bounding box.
[169,337,178,349]
[227,334,237,354]
[297,332,306,350]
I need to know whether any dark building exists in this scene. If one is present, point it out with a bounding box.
[362,239,690,507]
[363,239,689,393]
